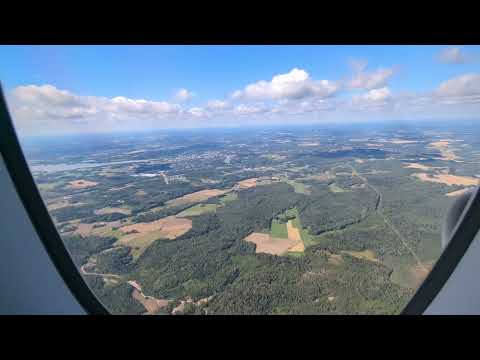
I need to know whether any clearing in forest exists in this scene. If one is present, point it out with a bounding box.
[176,203,219,217]
[403,162,437,171]
[270,220,288,239]
[236,178,259,189]
[117,216,192,257]
[341,250,380,263]
[94,207,132,215]
[167,189,229,206]
[244,232,299,256]
[74,223,95,236]
[69,179,98,189]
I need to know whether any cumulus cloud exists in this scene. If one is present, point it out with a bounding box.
[351,87,393,110]
[9,84,184,135]
[439,47,470,64]
[107,96,180,114]
[233,68,339,101]
[206,99,230,110]
[233,104,268,115]
[349,62,395,90]
[174,88,194,102]
[187,107,207,117]
[436,73,480,97]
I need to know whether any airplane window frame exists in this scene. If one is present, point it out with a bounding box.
[0,86,109,315]
[1,85,479,316]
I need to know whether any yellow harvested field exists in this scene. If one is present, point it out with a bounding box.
[132,289,169,315]
[244,232,300,256]
[74,223,94,236]
[428,141,459,161]
[69,179,98,189]
[403,162,436,171]
[119,216,192,241]
[237,178,258,189]
[117,216,192,258]
[412,173,479,186]
[286,220,302,242]
[445,187,475,197]
[94,207,131,215]
[167,189,229,206]
[288,242,305,252]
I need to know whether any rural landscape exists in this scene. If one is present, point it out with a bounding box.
[22,121,480,315]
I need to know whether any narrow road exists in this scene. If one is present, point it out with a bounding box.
[346,162,427,272]
[80,263,123,280]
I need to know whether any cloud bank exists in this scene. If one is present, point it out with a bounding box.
[8,64,480,135]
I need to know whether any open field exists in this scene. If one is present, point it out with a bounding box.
[68,179,98,189]
[236,178,258,189]
[117,216,192,257]
[244,232,300,255]
[411,173,479,186]
[428,141,460,161]
[271,220,288,239]
[341,250,380,263]
[176,203,219,217]
[167,189,229,206]
[286,220,302,242]
[403,163,438,171]
[286,179,310,194]
[95,207,132,215]
[119,216,192,240]
[74,223,95,236]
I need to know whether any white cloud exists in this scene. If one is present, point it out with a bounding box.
[233,104,268,115]
[436,73,480,98]
[9,84,185,134]
[206,99,230,110]
[351,87,392,110]
[174,88,194,102]
[108,96,180,114]
[187,107,207,117]
[233,68,339,101]
[349,63,395,90]
[439,47,469,64]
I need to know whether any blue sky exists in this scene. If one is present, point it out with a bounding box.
[1,45,480,135]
